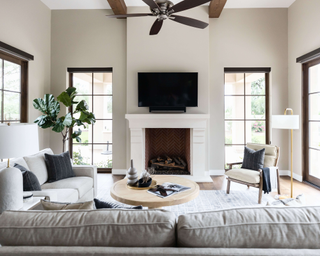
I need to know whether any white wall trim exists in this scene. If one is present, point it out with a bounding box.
[112,169,127,175]
[209,170,226,176]
[279,170,303,182]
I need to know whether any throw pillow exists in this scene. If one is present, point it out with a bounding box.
[44,151,75,183]
[41,199,94,210]
[94,198,143,210]
[241,147,265,171]
[14,163,42,191]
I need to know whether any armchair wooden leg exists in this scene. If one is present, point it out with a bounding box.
[247,185,250,189]
[226,179,231,194]
[258,171,263,204]
[276,168,281,195]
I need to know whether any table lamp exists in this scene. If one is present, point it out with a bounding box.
[0,123,39,213]
[272,108,299,198]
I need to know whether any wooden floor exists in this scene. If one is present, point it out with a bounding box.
[99,174,320,205]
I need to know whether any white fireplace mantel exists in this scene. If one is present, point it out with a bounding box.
[125,114,212,182]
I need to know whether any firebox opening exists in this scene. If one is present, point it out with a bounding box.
[145,128,191,175]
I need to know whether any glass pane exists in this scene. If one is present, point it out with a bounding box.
[73,125,92,144]
[246,121,266,144]
[309,122,320,149]
[93,73,112,95]
[73,73,92,95]
[4,60,21,92]
[93,120,112,143]
[225,73,244,95]
[93,96,112,119]
[225,96,244,119]
[309,93,320,121]
[225,121,244,144]
[225,146,244,165]
[93,144,112,168]
[245,73,265,95]
[246,96,265,119]
[309,64,320,93]
[72,144,92,165]
[4,92,20,120]
[309,149,320,179]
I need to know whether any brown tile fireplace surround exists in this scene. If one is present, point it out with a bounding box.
[145,128,191,175]
[124,114,212,182]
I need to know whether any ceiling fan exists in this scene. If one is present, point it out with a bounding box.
[106,0,211,35]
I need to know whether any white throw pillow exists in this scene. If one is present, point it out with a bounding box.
[23,148,54,185]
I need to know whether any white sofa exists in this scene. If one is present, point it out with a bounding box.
[0,148,97,203]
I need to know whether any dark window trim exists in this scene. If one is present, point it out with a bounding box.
[0,41,34,61]
[302,56,320,186]
[224,67,271,73]
[67,68,113,73]
[0,51,28,123]
[297,47,320,64]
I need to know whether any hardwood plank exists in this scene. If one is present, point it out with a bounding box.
[107,0,127,17]
[209,0,227,18]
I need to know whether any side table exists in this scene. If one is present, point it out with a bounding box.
[19,197,45,211]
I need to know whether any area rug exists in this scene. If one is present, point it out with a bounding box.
[97,189,275,217]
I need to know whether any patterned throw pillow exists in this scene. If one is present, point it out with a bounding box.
[241,147,265,171]
[14,163,42,191]
[41,200,94,210]
[44,151,75,183]
[94,198,143,210]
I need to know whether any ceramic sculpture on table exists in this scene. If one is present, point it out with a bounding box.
[127,159,138,186]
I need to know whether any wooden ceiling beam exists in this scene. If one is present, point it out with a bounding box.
[209,0,227,18]
[107,0,127,17]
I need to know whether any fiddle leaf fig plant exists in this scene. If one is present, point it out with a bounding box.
[33,87,96,152]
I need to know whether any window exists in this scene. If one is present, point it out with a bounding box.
[0,42,32,123]
[68,68,113,172]
[224,68,270,168]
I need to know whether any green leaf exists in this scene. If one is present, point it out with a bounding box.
[33,98,46,114]
[75,100,89,112]
[52,118,65,132]
[79,111,88,121]
[63,113,72,127]
[72,129,82,138]
[66,87,77,96]
[34,115,54,129]
[33,94,60,118]
[57,91,72,107]
[75,136,82,143]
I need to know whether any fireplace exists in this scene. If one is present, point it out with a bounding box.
[125,114,212,182]
[145,128,190,175]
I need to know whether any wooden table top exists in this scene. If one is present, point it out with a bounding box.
[110,175,200,208]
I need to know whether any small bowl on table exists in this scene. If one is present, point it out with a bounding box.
[138,178,152,188]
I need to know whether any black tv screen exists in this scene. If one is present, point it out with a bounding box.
[138,72,198,107]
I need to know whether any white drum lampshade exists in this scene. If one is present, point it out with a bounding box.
[272,115,299,130]
[0,123,39,213]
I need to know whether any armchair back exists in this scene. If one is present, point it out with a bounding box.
[247,143,280,168]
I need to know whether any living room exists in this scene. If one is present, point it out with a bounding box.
[0,0,320,254]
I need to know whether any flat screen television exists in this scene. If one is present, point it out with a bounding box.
[138,72,198,108]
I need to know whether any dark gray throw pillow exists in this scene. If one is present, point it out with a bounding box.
[241,147,265,171]
[45,151,75,183]
[94,198,143,210]
[14,163,42,191]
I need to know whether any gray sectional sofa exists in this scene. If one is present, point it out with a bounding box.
[0,206,320,255]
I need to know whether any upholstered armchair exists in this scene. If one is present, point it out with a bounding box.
[225,143,280,204]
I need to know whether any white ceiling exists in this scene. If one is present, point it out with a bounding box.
[41,0,296,10]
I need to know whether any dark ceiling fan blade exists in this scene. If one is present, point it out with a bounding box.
[150,19,163,35]
[170,15,208,29]
[142,0,161,10]
[106,13,153,18]
[168,0,212,13]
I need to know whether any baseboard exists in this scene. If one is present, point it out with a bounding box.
[209,170,225,176]
[112,169,127,175]
[279,170,303,182]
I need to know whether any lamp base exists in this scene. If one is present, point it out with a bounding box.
[0,167,23,213]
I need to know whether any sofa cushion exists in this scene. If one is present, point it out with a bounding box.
[14,163,41,191]
[41,199,94,210]
[24,148,54,185]
[177,206,320,248]
[40,189,79,203]
[94,198,143,210]
[225,168,260,184]
[0,209,176,247]
[41,177,93,199]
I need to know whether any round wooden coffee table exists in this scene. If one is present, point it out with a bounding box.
[110,175,200,209]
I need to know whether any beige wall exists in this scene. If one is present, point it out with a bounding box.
[50,10,127,169]
[209,9,289,171]
[0,0,51,150]
[288,0,320,177]
[126,6,210,115]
